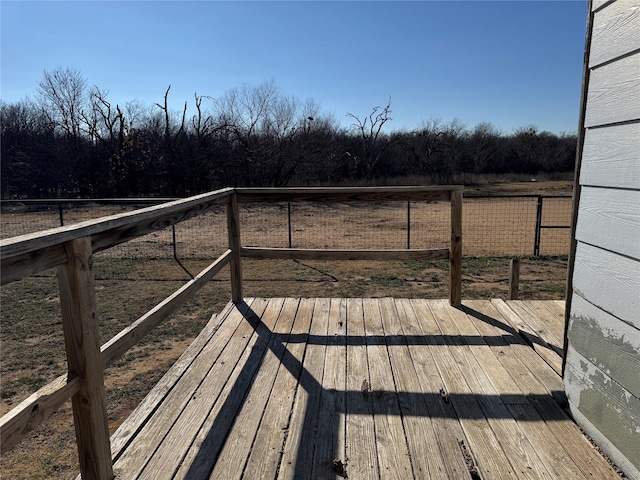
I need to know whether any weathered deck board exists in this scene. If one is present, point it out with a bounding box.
[362,298,413,479]
[344,298,379,479]
[493,299,564,375]
[400,299,471,479]
[379,298,450,479]
[460,300,582,478]
[311,298,347,479]
[277,298,329,479]
[108,298,622,480]
[425,300,516,480]
[436,300,552,480]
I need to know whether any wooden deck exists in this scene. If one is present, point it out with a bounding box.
[108,298,619,480]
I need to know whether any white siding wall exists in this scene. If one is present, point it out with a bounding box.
[565,1,640,478]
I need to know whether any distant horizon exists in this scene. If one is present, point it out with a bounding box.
[1,1,588,135]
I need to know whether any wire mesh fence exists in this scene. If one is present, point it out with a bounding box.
[1,195,572,260]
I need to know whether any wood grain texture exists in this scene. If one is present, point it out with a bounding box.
[241,247,449,261]
[277,298,328,479]
[585,52,640,127]
[568,293,640,398]
[109,302,234,461]
[114,298,266,478]
[104,299,622,479]
[590,0,640,68]
[227,193,243,303]
[575,185,640,259]
[379,299,450,479]
[440,301,554,479]
[581,122,640,189]
[520,300,565,343]
[0,243,67,285]
[344,298,379,479]
[486,300,566,398]
[57,237,113,480]
[101,250,232,368]
[0,374,79,454]
[498,300,563,375]
[210,298,302,480]
[425,300,516,480]
[573,241,640,328]
[242,299,315,480]
[311,298,347,479]
[235,186,461,203]
[509,259,520,300]
[170,298,279,479]
[404,299,472,479]
[467,300,619,480]
[449,190,463,306]
[362,298,413,479]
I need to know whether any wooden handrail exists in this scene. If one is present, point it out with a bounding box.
[236,185,461,203]
[0,187,234,285]
[0,185,463,475]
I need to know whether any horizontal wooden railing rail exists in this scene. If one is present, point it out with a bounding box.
[241,247,451,261]
[0,188,234,285]
[234,186,462,306]
[235,185,460,203]
[0,185,462,479]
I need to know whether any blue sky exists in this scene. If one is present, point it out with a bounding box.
[1,1,588,134]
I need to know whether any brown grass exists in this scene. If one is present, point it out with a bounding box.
[0,181,572,478]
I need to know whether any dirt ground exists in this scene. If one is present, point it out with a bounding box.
[1,181,574,478]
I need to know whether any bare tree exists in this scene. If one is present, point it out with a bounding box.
[215,79,289,185]
[346,96,396,179]
[468,122,500,173]
[84,86,125,153]
[192,93,228,146]
[155,85,187,145]
[37,67,87,139]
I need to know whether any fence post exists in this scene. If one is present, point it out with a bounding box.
[288,202,292,249]
[449,190,463,307]
[58,202,65,226]
[57,237,113,480]
[407,201,411,249]
[534,195,543,256]
[509,258,520,300]
[227,192,243,303]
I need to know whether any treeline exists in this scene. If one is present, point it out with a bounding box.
[1,68,577,198]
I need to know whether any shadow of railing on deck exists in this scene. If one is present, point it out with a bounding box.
[183,302,567,479]
[462,305,564,358]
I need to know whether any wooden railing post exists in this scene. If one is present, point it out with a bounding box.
[226,192,243,303]
[509,258,520,300]
[57,237,113,480]
[449,190,463,307]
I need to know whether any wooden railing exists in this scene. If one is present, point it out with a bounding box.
[0,186,462,479]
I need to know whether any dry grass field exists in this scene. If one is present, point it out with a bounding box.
[0,181,573,478]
